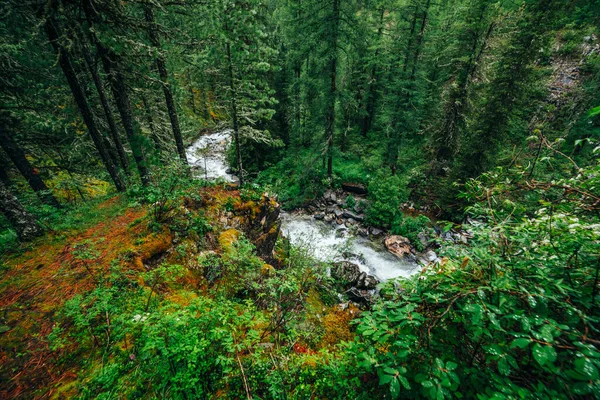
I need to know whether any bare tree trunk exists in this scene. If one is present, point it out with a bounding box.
[0,180,43,241]
[44,18,126,192]
[0,127,61,208]
[144,4,188,165]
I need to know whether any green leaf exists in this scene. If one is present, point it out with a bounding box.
[390,376,401,399]
[422,380,434,388]
[533,343,557,366]
[589,105,600,117]
[446,361,458,371]
[575,357,599,380]
[510,338,531,349]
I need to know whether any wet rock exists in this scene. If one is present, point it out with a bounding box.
[335,227,348,238]
[324,214,334,223]
[342,182,368,195]
[384,235,412,259]
[370,227,384,238]
[345,218,356,228]
[343,210,364,222]
[314,213,325,220]
[356,272,379,290]
[358,228,369,237]
[417,250,439,266]
[333,207,344,219]
[346,287,374,305]
[332,261,362,285]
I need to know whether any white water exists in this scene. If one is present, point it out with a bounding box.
[186,129,238,182]
[281,214,420,281]
[187,130,420,281]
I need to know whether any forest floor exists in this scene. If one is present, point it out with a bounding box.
[0,196,173,398]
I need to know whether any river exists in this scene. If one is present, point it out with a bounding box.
[186,130,420,281]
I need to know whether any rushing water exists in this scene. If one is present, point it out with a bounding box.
[186,129,238,183]
[280,214,420,281]
[187,130,421,281]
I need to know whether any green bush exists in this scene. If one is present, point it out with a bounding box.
[365,173,409,229]
[391,213,431,251]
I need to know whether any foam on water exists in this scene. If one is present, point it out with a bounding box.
[186,130,238,182]
[281,213,420,281]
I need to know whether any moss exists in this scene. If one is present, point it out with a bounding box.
[218,229,241,252]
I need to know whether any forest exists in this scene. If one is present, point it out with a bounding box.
[1,0,600,398]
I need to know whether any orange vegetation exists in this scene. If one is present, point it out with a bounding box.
[0,196,173,399]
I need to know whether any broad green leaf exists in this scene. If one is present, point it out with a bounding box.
[510,338,531,349]
[533,343,556,366]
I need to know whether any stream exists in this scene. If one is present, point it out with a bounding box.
[186,130,421,281]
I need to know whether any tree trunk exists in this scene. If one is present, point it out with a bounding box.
[141,94,162,155]
[361,7,385,138]
[98,47,150,186]
[326,0,340,178]
[44,18,126,192]
[144,4,188,165]
[0,127,61,208]
[0,180,43,241]
[80,36,129,172]
[226,41,244,187]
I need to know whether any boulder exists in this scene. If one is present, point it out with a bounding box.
[370,227,384,238]
[358,228,369,237]
[346,287,374,305]
[324,214,335,223]
[342,182,368,195]
[342,210,364,222]
[355,272,379,290]
[314,212,325,220]
[333,207,344,219]
[331,261,362,285]
[384,235,412,258]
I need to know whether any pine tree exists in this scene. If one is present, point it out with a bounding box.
[0,180,43,240]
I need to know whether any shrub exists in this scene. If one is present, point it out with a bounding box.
[365,173,409,229]
[391,214,431,251]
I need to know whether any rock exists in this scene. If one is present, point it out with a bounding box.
[370,227,384,238]
[246,194,281,264]
[324,214,334,223]
[358,228,369,237]
[332,261,362,285]
[314,213,325,220]
[333,207,344,219]
[345,218,356,228]
[346,287,374,305]
[417,232,430,249]
[355,272,379,290]
[342,210,364,222]
[342,182,368,195]
[417,250,439,266]
[335,227,348,238]
[384,235,412,258]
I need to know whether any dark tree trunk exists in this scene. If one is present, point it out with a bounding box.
[0,180,43,241]
[144,4,188,165]
[98,48,150,186]
[226,41,243,187]
[0,127,61,208]
[361,7,385,138]
[44,18,126,192]
[141,94,162,155]
[80,36,129,173]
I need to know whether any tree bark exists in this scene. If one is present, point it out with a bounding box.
[0,127,61,208]
[226,41,244,187]
[0,180,43,241]
[144,4,188,165]
[80,35,130,173]
[98,47,150,186]
[44,18,126,192]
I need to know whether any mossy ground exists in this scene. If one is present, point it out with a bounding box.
[0,185,357,399]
